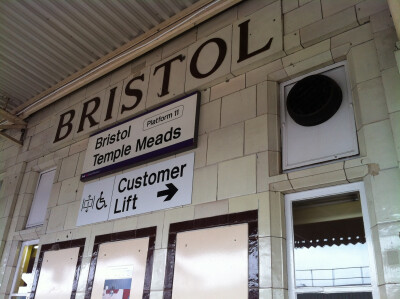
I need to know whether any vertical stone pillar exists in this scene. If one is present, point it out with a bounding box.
[387,0,400,70]
[388,0,400,40]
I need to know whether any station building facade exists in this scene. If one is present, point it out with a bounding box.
[0,0,399,298]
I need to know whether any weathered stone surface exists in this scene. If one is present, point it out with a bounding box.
[221,86,256,127]
[347,40,380,86]
[331,23,373,49]
[197,8,237,39]
[232,1,284,75]
[284,0,322,34]
[217,155,256,200]
[284,31,302,55]
[117,67,150,121]
[99,81,123,128]
[282,0,299,14]
[356,77,389,125]
[161,29,197,58]
[356,0,389,24]
[321,0,362,17]
[210,74,245,100]
[382,67,400,113]
[363,120,398,170]
[147,49,187,109]
[185,26,233,92]
[246,59,283,87]
[374,28,397,70]
[300,7,358,47]
[207,123,244,165]
[282,40,333,76]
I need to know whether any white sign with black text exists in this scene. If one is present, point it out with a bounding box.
[76,153,194,226]
[81,92,199,181]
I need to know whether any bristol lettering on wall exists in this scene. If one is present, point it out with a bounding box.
[80,93,199,181]
[52,2,283,145]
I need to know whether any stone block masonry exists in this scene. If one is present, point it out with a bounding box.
[0,0,399,298]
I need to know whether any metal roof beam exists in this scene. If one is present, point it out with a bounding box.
[0,108,27,125]
[0,131,23,146]
[0,124,27,130]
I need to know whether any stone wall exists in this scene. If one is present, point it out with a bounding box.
[0,0,399,298]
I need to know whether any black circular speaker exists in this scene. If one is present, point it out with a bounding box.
[286,74,343,126]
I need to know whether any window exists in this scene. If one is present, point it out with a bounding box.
[26,168,56,228]
[285,183,377,299]
[10,240,38,299]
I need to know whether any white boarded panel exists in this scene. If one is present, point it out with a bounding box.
[90,237,149,299]
[35,247,79,299]
[26,169,56,228]
[172,224,248,299]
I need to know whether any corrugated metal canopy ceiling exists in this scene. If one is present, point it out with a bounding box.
[0,0,200,119]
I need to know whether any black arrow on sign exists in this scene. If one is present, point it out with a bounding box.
[157,183,178,201]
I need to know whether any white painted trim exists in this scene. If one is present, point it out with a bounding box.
[26,167,56,228]
[285,182,379,299]
[9,240,39,299]
[280,61,349,93]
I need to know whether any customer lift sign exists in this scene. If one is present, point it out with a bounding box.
[77,153,194,226]
[80,92,199,181]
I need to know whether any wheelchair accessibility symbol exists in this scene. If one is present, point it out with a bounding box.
[96,191,107,210]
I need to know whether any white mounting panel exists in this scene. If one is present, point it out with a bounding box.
[280,61,359,171]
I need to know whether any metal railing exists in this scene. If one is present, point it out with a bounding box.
[296,266,370,287]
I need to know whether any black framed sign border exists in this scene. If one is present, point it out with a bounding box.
[81,91,201,182]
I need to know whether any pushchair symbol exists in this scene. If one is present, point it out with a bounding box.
[81,195,94,212]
